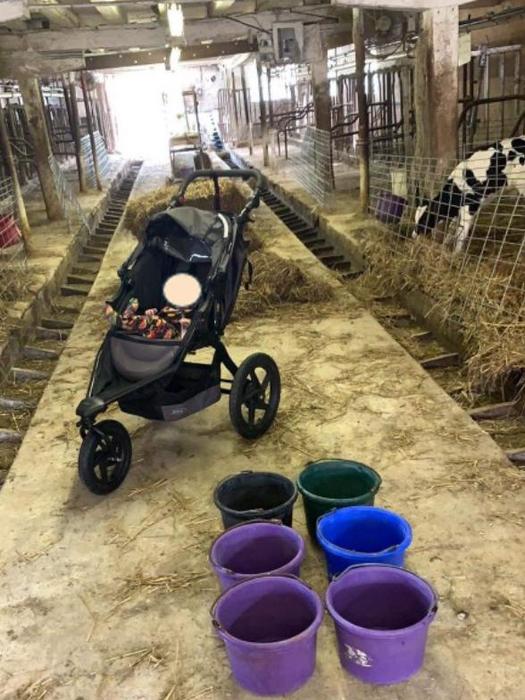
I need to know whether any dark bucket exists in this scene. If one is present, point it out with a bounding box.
[209,520,305,590]
[326,564,438,684]
[297,459,382,542]
[212,574,323,695]
[214,471,298,529]
[317,506,412,579]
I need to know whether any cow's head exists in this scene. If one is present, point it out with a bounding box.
[411,189,431,239]
[505,140,525,197]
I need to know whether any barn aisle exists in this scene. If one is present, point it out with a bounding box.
[0,160,522,699]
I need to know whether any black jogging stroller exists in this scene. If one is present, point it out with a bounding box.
[76,169,281,495]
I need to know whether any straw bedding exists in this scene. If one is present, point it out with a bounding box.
[353,223,525,399]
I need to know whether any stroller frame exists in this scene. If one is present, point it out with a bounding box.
[75,169,281,495]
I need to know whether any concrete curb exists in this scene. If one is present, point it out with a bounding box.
[0,161,131,381]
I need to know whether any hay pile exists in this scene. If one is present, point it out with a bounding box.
[124,180,244,238]
[235,249,334,318]
[353,226,525,398]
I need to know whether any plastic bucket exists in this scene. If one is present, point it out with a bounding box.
[317,506,412,579]
[297,459,381,542]
[375,191,407,224]
[0,215,21,249]
[212,574,323,696]
[326,564,438,684]
[214,471,298,529]
[209,520,306,590]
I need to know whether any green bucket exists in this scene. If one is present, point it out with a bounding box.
[297,459,382,542]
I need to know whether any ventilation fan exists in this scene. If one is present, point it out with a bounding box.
[363,10,408,53]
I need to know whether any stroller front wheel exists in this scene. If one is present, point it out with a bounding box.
[229,353,281,439]
[78,420,132,495]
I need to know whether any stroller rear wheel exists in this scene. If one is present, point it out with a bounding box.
[78,420,132,495]
[229,353,280,439]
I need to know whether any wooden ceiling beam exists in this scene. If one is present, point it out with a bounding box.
[0,0,29,22]
[90,1,126,25]
[84,38,257,70]
[0,49,85,77]
[332,0,475,7]
[85,47,168,69]
[0,23,167,51]
[35,1,80,28]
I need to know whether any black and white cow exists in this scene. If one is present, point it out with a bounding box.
[412,136,525,252]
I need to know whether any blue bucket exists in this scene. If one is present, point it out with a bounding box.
[317,506,413,579]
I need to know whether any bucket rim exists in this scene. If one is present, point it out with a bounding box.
[316,505,412,558]
[211,574,324,648]
[209,520,305,576]
[213,470,298,519]
[296,459,382,504]
[325,563,438,638]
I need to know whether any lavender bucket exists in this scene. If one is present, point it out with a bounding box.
[209,520,305,591]
[326,564,437,685]
[211,574,323,696]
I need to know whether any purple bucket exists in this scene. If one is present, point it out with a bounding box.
[211,575,323,696]
[375,191,407,224]
[209,520,306,591]
[326,564,437,685]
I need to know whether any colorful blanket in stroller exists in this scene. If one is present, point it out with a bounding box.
[104,298,191,340]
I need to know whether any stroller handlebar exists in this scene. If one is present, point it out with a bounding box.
[173,168,263,221]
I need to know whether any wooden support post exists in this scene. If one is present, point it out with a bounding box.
[414,5,459,165]
[240,65,253,156]
[231,71,240,130]
[65,75,87,192]
[266,66,274,128]
[17,74,64,222]
[0,104,31,252]
[310,26,331,133]
[80,71,102,191]
[353,8,370,213]
[256,58,269,167]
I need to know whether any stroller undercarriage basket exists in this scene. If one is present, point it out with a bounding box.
[119,361,221,422]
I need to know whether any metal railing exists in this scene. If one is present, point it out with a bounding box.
[48,155,91,236]
[0,176,26,303]
[458,95,525,155]
[80,130,111,187]
[367,150,525,328]
[289,126,334,207]
[276,103,315,159]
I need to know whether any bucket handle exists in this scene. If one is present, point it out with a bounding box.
[210,573,314,631]
[208,518,289,570]
[329,564,439,615]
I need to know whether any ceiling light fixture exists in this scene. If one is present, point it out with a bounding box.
[213,0,236,10]
[167,3,184,38]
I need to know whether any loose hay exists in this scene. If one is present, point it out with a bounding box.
[351,227,525,400]
[235,249,334,318]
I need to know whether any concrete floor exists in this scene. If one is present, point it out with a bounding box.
[0,160,524,699]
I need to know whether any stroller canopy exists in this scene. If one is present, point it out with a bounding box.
[146,206,228,267]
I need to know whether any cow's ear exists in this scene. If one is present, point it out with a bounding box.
[414,186,429,208]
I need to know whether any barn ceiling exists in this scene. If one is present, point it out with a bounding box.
[0,0,354,77]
